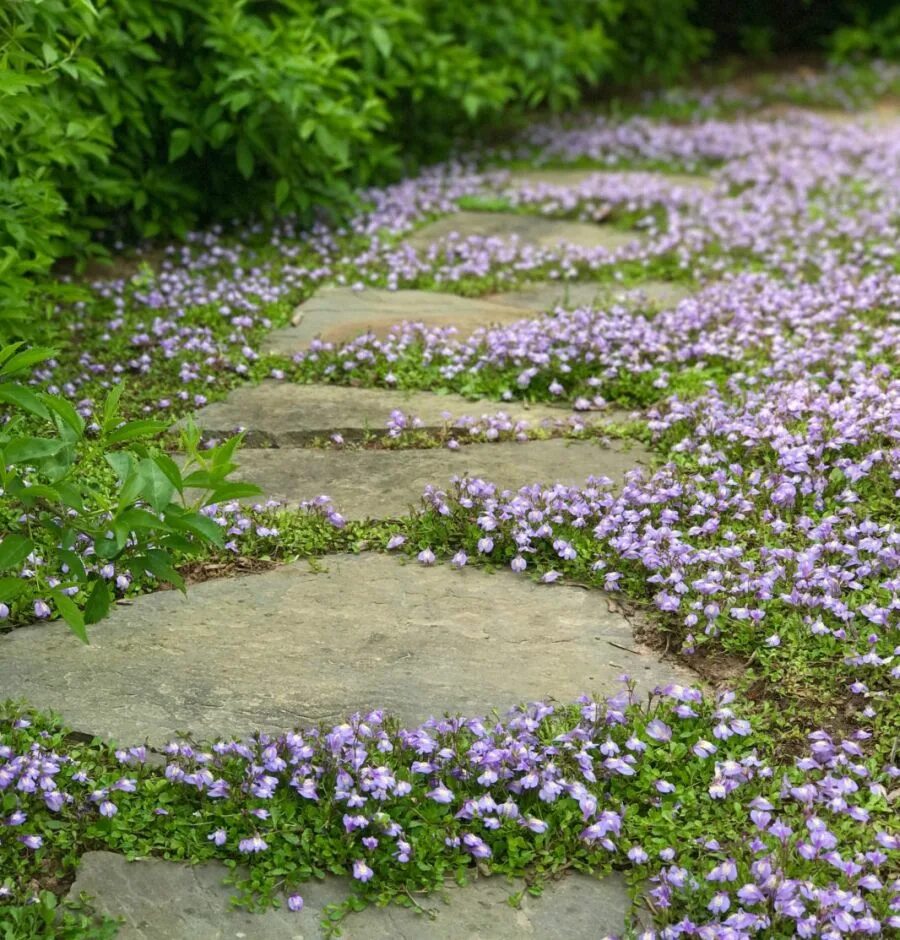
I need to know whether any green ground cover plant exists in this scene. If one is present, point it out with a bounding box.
[2,16,900,936]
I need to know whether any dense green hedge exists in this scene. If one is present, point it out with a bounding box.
[0,0,710,340]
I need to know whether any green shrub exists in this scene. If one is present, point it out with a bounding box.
[829,7,900,62]
[0,343,261,638]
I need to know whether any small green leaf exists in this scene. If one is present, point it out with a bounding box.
[140,550,185,592]
[168,127,193,161]
[49,589,88,643]
[5,437,66,465]
[0,577,29,602]
[102,383,126,432]
[315,124,349,163]
[84,579,111,625]
[138,458,176,512]
[106,419,168,444]
[0,345,56,378]
[236,138,255,179]
[153,453,184,495]
[0,384,49,419]
[43,395,85,437]
[116,507,171,533]
[166,510,224,546]
[106,451,133,482]
[370,23,392,58]
[15,483,61,505]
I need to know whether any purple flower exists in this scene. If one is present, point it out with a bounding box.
[426,783,454,804]
[287,894,304,912]
[352,860,374,882]
[645,719,673,743]
[238,835,268,853]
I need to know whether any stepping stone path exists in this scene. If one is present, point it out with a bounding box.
[0,554,693,747]
[405,210,637,252]
[191,382,589,446]
[262,287,531,354]
[21,190,701,937]
[232,439,650,518]
[69,851,635,939]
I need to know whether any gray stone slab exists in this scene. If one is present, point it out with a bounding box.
[263,288,530,356]
[190,383,582,446]
[69,851,633,940]
[405,211,636,252]
[504,168,715,190]
[486,280,692,312]
[232,439,652,518]
[0,554,692,746]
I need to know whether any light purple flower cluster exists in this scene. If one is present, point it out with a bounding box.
[635,725,900,939]
[42,102,898,424]
[3,687,897,936]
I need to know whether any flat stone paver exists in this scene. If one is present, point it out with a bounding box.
[0,554,692,746]
[486,280,692,312]
[263,288,530,355]
[69,851,632,940]
[405,211,637,252]
[504,168,715,190]
[232,439,651,518]
[191,383,586,445]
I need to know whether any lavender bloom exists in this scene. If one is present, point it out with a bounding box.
[238,835,268,853]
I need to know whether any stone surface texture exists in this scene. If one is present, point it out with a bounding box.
[232,439,651,518]
[486,279,691,312]
[190,383,584,445]
[262,287,530,355]
[404,211,637,252]
[0,554,690,746]
[69,851,632,940]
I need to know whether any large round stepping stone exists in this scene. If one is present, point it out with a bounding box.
[405,211,637,252]
[69,851,634,940]
[0,554,692,746]
[486,280,692,312]
[262,287,530,356]
[232,439,651,518]
[504,167,715,191]
[191,382,585,445]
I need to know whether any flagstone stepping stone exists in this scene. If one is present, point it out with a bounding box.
[232,439,651,518]
[69,851,634,939]
[486,279,692,312]
[191,382,589,446]
[0,554,693,746]
[503,167,715,191]
[262,287,530,356]
[405,211,637,252]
